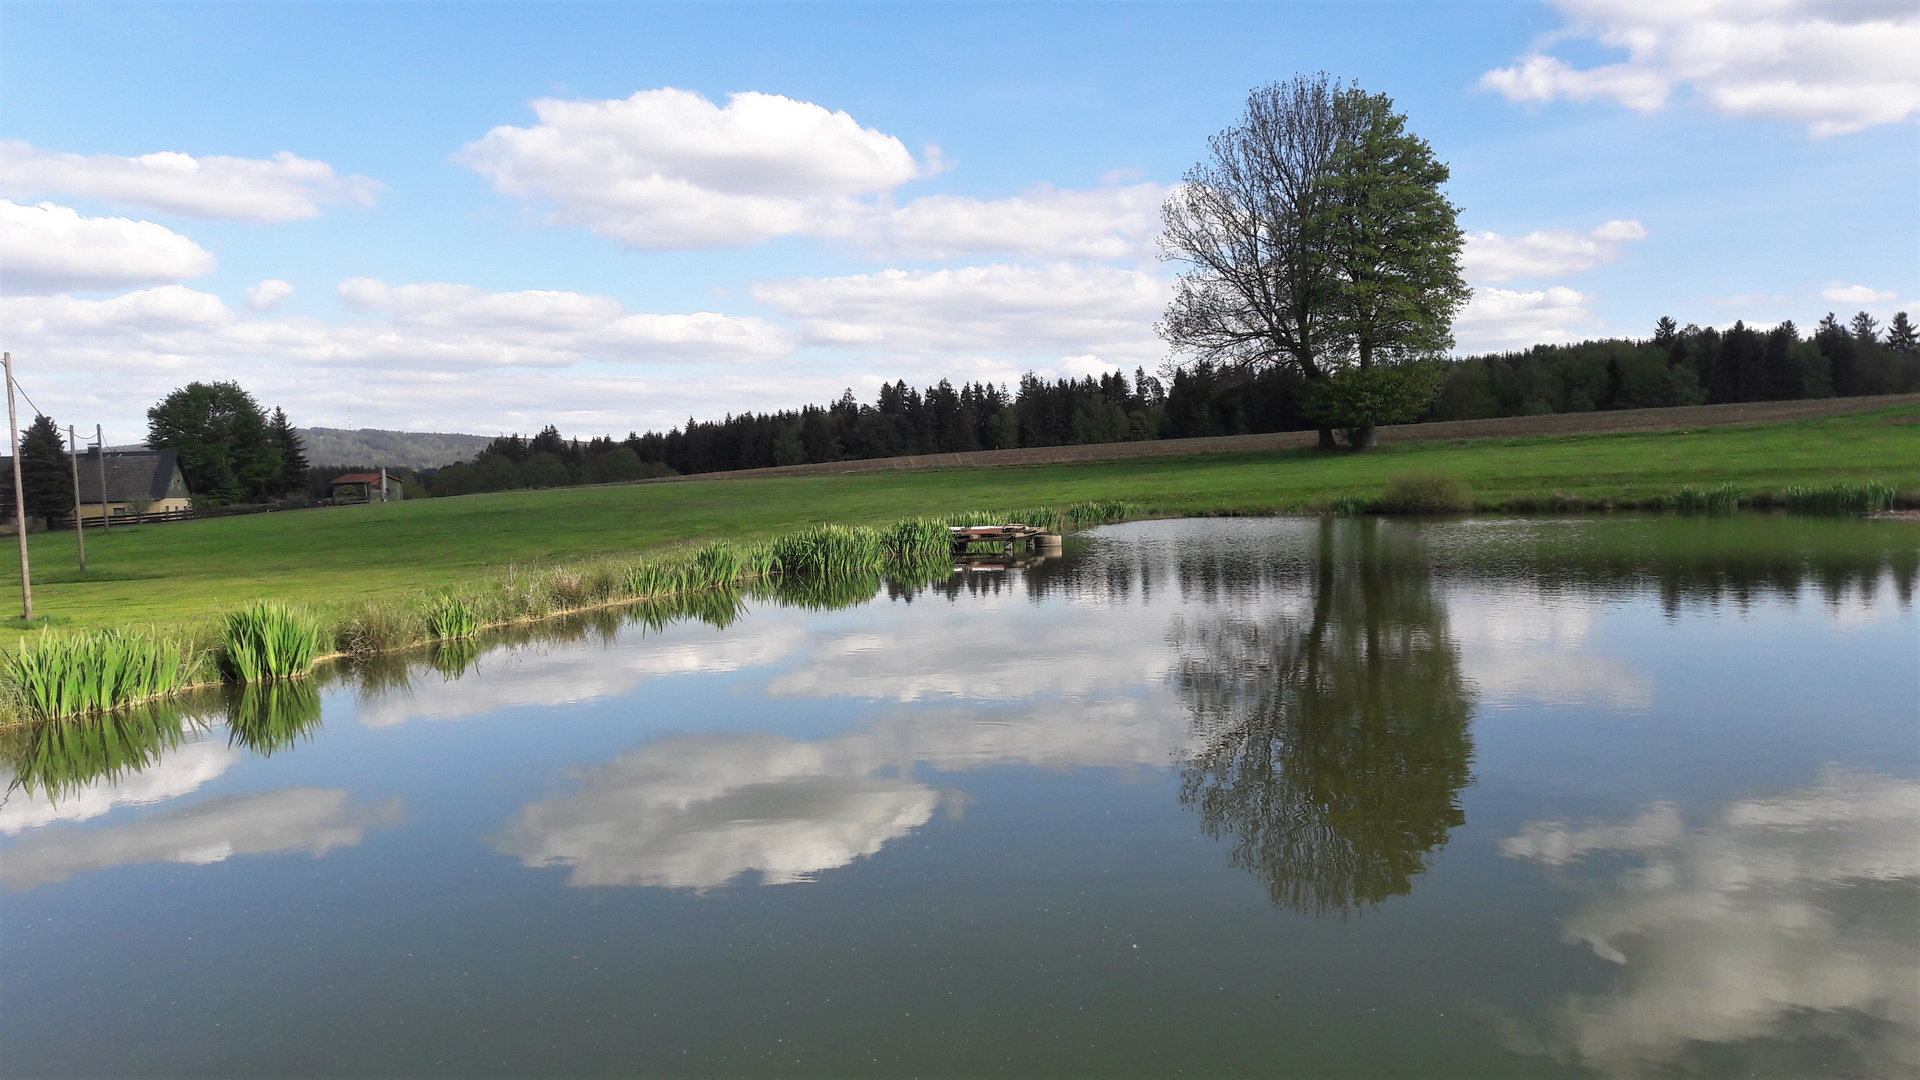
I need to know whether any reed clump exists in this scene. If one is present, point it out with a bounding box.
[1671,483,1742,514]
[1781,482,1897,516]
[424,594,480,640]
[1065,500,1135,525]
[221,603,324,682]
[770,524,887,576]
[1,629,193,720]
[1375,472,1473,514]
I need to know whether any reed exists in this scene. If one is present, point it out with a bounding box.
[1,629,192,720]
[336,600,423,657]
[1065,499,1136,525]
[1671,483,1742,514]
[1781,482,1897,516]
[424,594,479,640]
[1375,472,1473,514]
[221,603,323,682]
[879,518,952,560]
[770,524,886,576]
[692,541,744,587]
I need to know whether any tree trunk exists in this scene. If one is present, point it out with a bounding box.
[1317,425,1338,450]
[1349,424,1377,449]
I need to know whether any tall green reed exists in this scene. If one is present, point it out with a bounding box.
[424,594,479,640]
[1782,482,1897,515]
[221,603,323,682]
[1671,483,1742,514]
[1,629,191,719]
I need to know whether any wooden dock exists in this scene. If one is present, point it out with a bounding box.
[950,525,1062,557]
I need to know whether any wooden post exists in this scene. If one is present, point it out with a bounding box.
[5,354,31,621]
[96,424,108,532]
[68,424,85,576]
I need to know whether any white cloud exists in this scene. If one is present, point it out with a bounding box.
[0,140,379,222]
[1820,282,1899,305]
[1481,0,1920,137]
[245,278,295,312]
[0,787,405,891]
[1451,285,1601,352]
[752,262,1169,369]
[460,88,1166,260]
[0,199,215,295]
[1502,767,1920,1077]
[1461,220,1647,282]
[459,88,924,249]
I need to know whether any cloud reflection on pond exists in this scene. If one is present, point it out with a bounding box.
[1501,766,1920,1077]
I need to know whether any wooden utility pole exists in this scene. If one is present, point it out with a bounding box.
[96,424,108,532]
[68,424,86,576]
[4,354,31,621]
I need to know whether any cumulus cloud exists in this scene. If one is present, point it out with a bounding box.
[245,278,295,312]
[1820,282,1899,305]
[0,199,215,295]
[0,788,405,891]
[0,140,379,222]
[459,88,1166,259]
[1501,767,1920,1076]
[1450,285,1601,352]
[459,88,924,249]
[1461,220,1647,282]
[1481,0,1920,137]
[0,738,240,836]
[752,262,1169,369]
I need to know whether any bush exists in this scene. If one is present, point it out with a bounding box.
[221,603,323,681]
[1376,472,1472,514]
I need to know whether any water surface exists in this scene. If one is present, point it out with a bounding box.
[4,516,1915,1078]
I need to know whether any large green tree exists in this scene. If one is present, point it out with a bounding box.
[1158,74,1467,449]
[18,415,71,523]
[266,407,309,497]
[146,382,282,505]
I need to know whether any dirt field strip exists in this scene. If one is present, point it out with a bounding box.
[643,394,1920,483]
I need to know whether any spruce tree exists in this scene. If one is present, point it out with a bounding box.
[267,407,309,497]
[18,414,70,523]
[1887,312,1918,356]
[1849,311,1880,343]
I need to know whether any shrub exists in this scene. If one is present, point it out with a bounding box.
[1782,482,1896,516]
[221,603,323,681]
[1,629,191,719]
[1375,472,1472,514]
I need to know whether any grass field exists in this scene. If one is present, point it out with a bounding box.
[6,400,1916,637]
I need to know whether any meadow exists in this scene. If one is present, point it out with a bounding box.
[6,399,1916,638]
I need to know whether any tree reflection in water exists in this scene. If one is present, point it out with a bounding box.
[1174,518,1476,916]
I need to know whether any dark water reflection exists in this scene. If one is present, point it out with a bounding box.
[1,515,1914,1079]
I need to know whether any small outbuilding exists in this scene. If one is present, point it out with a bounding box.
[331,470,403,503]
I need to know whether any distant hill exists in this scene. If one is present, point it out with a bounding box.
[297,428,494,471]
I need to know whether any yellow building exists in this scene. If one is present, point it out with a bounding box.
[71,449,194,523]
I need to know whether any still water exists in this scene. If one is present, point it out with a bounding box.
[3,516,1915,1078]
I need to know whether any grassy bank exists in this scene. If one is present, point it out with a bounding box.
[4,401,1916,640]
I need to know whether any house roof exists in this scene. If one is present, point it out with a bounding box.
[331,472,389,484]
[0,449,184,504]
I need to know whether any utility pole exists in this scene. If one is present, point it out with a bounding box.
[4,354,31,621]
[96,424,108,532]
[68,424,86,576]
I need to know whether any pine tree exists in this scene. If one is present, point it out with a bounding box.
[268,407,309,497]
[1653,316,1678,348]
[18,414,70,523]
[1849,311,1880,343]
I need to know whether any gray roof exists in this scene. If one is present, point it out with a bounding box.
[0,449,186,503]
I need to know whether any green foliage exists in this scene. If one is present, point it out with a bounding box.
[221,602,322,681]
[522,452,569,489]
[1326,494,1372,516]
[18,414,71,522]
[1375,472,1472,514]
[1,629,191,719]
[1066,499,1135,525]
[1670,483,1742,514]
[267,407,309,498]
[1305,364,1447,430]
[146,381,286,505]
[224,678,323,756]
[692,541,743,585]
[769,525,886,576]
[1781,482,1897,516]
[879,518,951,560]
[424,594,479,640]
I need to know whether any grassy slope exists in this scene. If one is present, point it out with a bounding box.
[7,401,1916,635]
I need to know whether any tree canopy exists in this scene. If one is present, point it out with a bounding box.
[18,415,70,522]
[146,382,286,505]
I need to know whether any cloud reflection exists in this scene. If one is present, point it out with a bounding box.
[1,788,405,891]
[1502,767,1920,1077]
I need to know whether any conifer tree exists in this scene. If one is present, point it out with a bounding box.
[268,407,309,497]
[1887,312,1918,356]
[18,414,70,523]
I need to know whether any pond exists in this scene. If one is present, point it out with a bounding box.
[3,516,1915,1078]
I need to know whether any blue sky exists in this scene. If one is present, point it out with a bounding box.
[4,1,1915,442]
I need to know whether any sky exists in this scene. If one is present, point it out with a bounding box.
[3,0,1916,444]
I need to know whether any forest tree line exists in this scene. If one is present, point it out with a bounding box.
[415,311,1918,495]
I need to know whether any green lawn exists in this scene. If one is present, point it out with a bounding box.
[7,401,1916,636]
